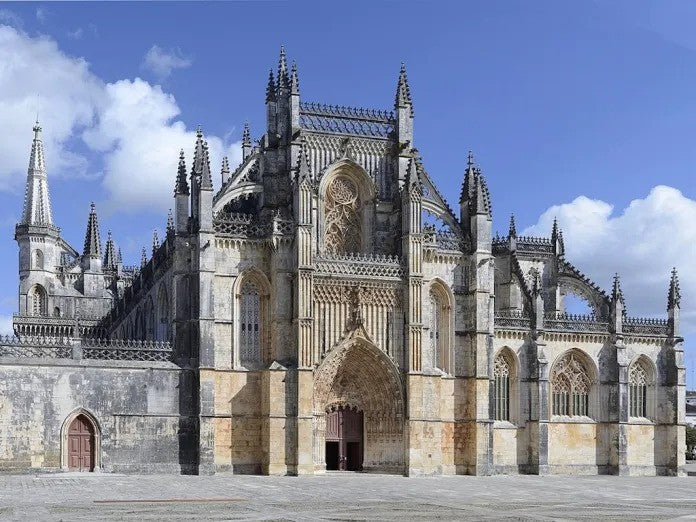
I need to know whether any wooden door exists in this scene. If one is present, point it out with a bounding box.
[68,415,94,471]
[325,406,363,471]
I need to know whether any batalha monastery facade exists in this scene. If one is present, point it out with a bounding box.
[0,49,687,477]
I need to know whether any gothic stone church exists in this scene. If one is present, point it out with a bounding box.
[0,50,687,476]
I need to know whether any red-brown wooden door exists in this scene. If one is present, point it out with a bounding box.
[325,406,363,471]
[68,415,94,471]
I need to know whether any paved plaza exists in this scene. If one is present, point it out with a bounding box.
[1,469,696,521]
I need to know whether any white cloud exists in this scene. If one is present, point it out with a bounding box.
[67,27,83,40]
[0,25,241,213]
[35,7,48,25]
[141,45,192,80]
[0,9,22,29]
[522,186,696,330]
[0,314,13,336]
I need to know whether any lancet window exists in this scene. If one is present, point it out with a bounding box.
[239,280,261,365]
[551,351,592,417]
[429,287,449,371]
[33,250,44,270]
[324,175,361,255]
[156,286,170,341]
[29,284,47,316]
[629,359,653,419]
[494,352,513,421]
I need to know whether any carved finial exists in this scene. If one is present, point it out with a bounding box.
[509,214,517,238]
[668,267,681,309]
[467,150,474,169]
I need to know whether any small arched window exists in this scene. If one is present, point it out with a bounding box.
[29,284,47,316]
[240,280,261,365]
[551,351,593,417]
[494,351,513,421]
[33,250,44,270]
[629,358,654,419]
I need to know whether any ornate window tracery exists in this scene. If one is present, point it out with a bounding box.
[240,280,261,364]
[551,351,592,417]
[33,250,44,270]
[629,359,653,419]
[324,175,361,255]
[29,284,47,316]
[494,353,512,421]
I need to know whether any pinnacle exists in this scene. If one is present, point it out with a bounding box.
[290,60,299,94]
[668,267,681,308]
[242,122,251,146]
[22,120,53,226]
[83,202,102,258]
[266,69,276,103]
[395,62,414,116]
[612,273,624,304]
[175,149,189,195]
[467,151,474,169]
[104,230,116,269]
[509,214,517,238]
[152,229,160,255]
[140,247,147,267]
[277,45,290,91]
[200,140,213,190]
[221,156,230,180]
[167,209,174,233]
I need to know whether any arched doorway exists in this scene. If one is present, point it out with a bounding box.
[313,333,405,473]
[325,405,363,471]
[67,415,95,471]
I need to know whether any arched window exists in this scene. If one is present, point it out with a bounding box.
[551,351,593,417]
[428,283,451,372]
[324,175,362,255]
[145,298,155,340]
[629,358,654,419]
[54,306,61,317]
[156,285,170,341]
[494,351,514,421]
[33,250,44,270]
[239,280,261,365]
[29,284,47,316]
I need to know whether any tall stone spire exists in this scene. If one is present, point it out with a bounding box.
[21,121,53,226]
[83,203,102,257]
[395,62,414,116]
[277,45,290,92]
[174,149,189,195]
[104,230,116,269]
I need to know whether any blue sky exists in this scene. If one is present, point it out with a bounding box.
[0,1,695,386]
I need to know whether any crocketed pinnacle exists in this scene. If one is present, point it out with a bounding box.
[551,217,559,243]
[612,273,625,305]
[200,141,213,190]
[266,69,276,103]
[140,247,147,268]
[395,62,414,116]
[220,156,230,183]
[152,229,160,255]
[21,120,53,226]
[242,122,251,148]
[290,60,299,95]
[83,202,102,258]
[116,247,123,265]
[104,230,116,269]
[460,151,476,204]
[191,126,205,182]
[668,267,681,308]
[175,149,189,196]
[472,170,492,217]
[509,214,517,238]
[166,209,174,233]
[277,45,290,91]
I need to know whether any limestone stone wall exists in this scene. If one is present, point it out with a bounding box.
[0,360,183,473]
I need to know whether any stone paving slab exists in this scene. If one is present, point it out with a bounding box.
[0,472,695,521]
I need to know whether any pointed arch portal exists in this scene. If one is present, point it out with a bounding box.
[313,334,405,473]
